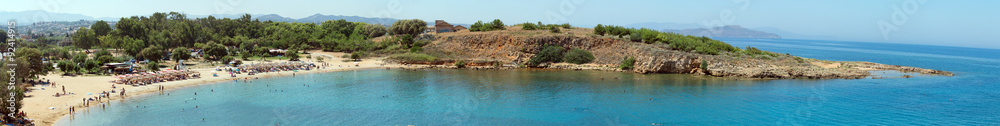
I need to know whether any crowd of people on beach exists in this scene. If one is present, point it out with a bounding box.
[218,61,318,77]
[112,70,201,86]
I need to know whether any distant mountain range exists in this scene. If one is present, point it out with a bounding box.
[2,10,835,40]
[0,10,398,26]
[0,10,119,24]
[623,22,837,39]
[192,13,398,26]
[663,25,781,39]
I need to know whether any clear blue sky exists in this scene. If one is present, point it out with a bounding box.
[3,0,998,49]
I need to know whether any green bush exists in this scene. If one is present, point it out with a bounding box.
[454,60,466,68]
[620,56,636,70]
[550,26,561,33]
[221,56,234,64]
[594,24,606,35]
[146,61,160,71]
[527,46,564,66]
[388,19,427,36]
[350,51,365,61]
[284,49,300,60]
[409,46,423,53]
[744,46,778,57]
[596,25,743,55]
[701,60,708,70]
[521,23,540,30]
[561,23,571,29]
[563,49,595,64]
[83,59,100,73]
[629,32,642,42]
[470,19,506,32]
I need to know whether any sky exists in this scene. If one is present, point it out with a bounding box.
[3,0,998,49]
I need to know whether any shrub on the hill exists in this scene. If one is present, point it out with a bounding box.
[563,49,595,64]
[620,56,636,70]
[528,46,564,66]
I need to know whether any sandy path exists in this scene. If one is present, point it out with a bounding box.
[22,51,403,126]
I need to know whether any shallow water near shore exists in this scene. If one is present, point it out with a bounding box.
[59,38,1000,125]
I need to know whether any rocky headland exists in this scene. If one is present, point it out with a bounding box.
[389,26,952,79]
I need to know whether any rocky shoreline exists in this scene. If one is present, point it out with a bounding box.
[404,30,953,79]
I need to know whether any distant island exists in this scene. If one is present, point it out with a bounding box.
[663,25,782,39]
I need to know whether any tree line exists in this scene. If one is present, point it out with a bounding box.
[594,24,741,55]
[65,12,427,64]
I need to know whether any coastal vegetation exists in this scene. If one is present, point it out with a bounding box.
[563,48,595,64]
[619,56,636,70]
[469,19,506,32]
[594,24,740,55]
[527,46,565,66]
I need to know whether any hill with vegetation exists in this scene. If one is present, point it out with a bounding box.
[397,20,952,79]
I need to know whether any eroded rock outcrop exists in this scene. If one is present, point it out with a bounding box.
[422,32,952,79]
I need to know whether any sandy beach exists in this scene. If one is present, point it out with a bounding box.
[22,51,406,126]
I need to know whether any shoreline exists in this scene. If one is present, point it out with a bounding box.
[46,66,392,126]
[24,52,403,126]
[29,56,952,125]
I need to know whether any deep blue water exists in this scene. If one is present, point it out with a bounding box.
[59,38,1000,125]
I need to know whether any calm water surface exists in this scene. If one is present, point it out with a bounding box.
[59,38,1000,125]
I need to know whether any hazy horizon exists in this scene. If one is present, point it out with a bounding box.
[3,0,998,49]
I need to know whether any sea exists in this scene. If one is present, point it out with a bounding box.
[57,38,1000,125]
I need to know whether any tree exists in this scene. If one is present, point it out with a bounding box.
[0,30,6,42]
[15,48,44,77]
[489,19,506,30]
[139,46,164,62]
[146,61,160,71]
[253,47,269,61]
[91,20,112,36]
[94,49,112,58]
[350,51,363,61]
[0,60,25,121]
[470,21,484,31]
[399,34,414,48]
[172,47,191,63]
[388,19,427,36]
[354,23,388,38]
[284,48,300,61]
[122,38,146,57]
[83,59,100,73]
[115,17,147,38]
[97,55,115,65]
[220,56,234,65]
[203,42,228,61]
[320,19,357,37]
[594,24,605,35]
[72,53,88,64]
[72,27,97,50]
[58,61,80,74]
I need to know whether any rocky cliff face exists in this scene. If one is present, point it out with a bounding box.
[424,33,951,79]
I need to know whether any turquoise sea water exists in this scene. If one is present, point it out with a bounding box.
[58,38,1000,125]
